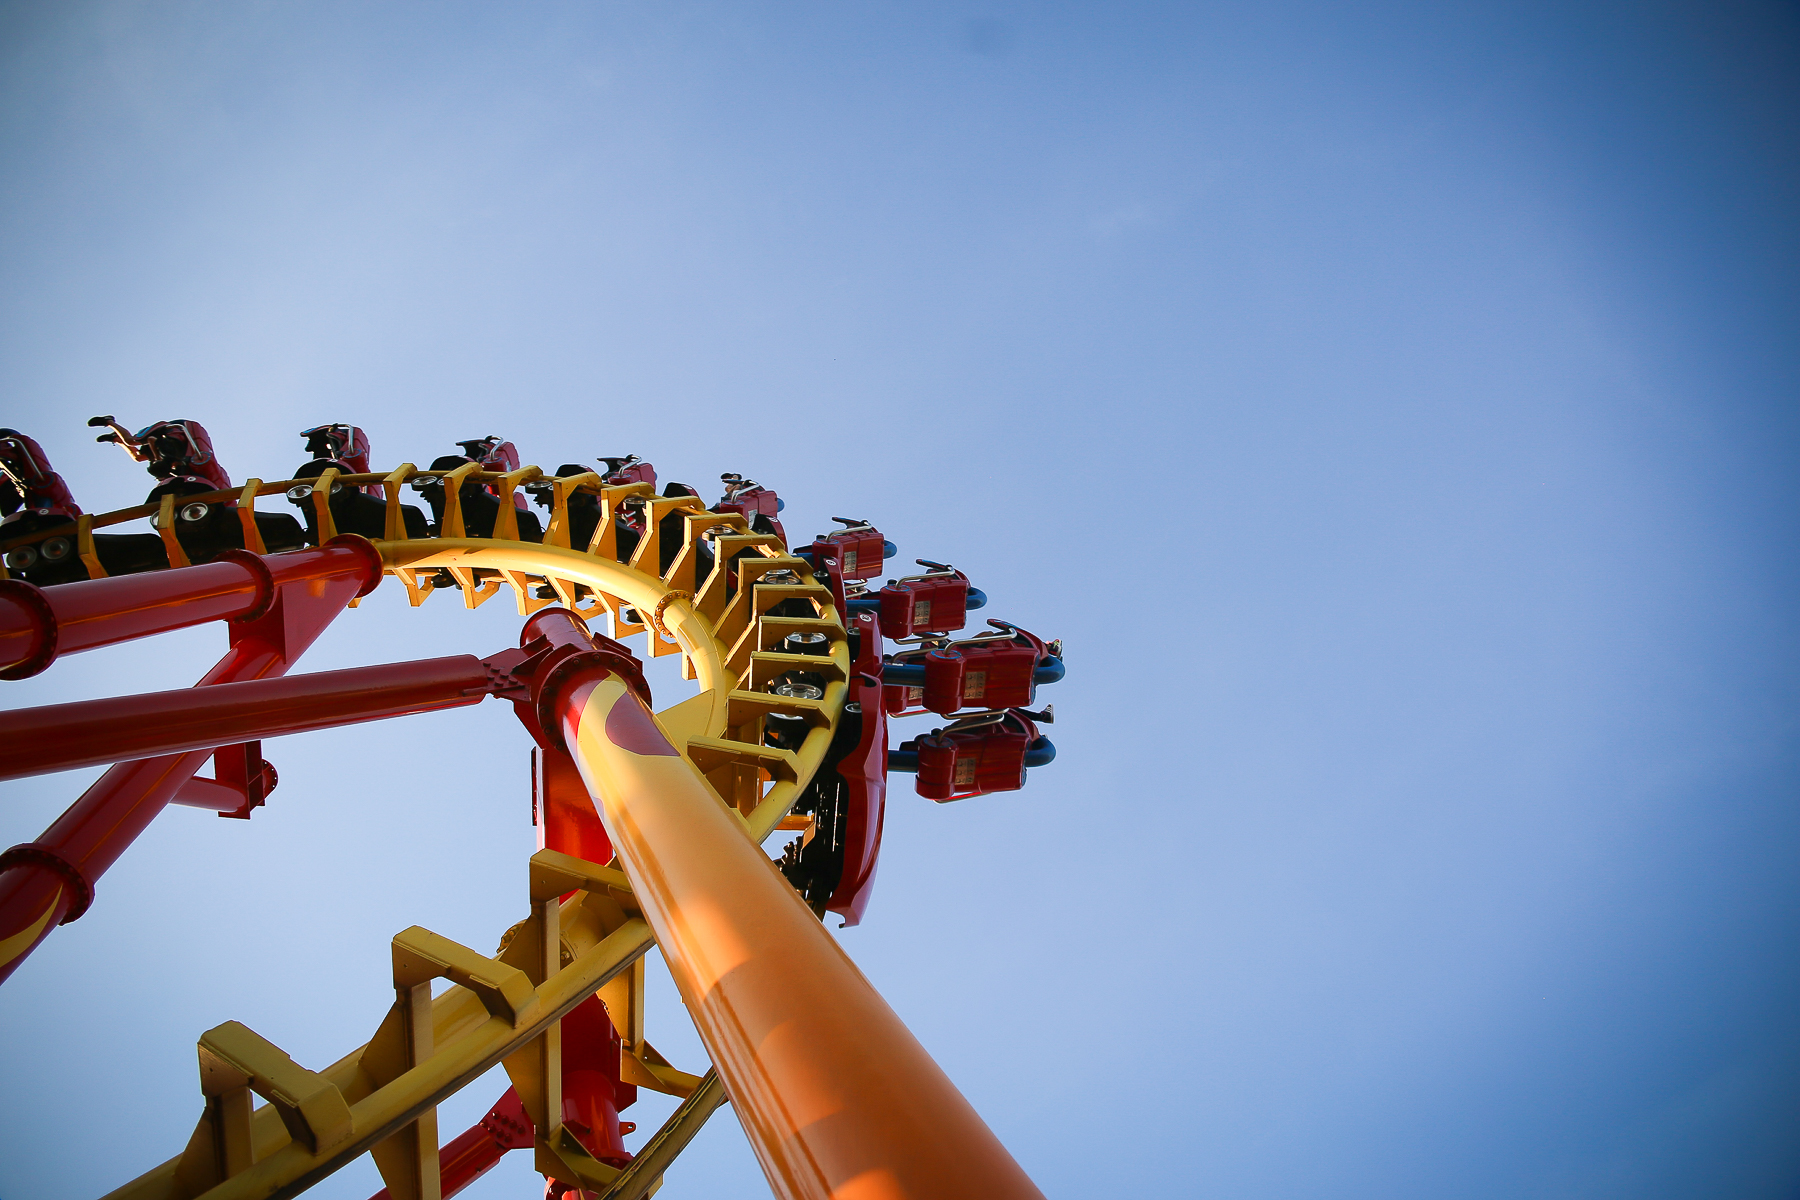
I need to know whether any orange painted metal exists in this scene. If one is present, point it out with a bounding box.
[518,609,1043,1200]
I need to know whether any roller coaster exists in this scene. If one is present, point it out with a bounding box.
[0,419,1063,1200]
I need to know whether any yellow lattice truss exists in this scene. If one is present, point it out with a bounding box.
[0,464,853,1200]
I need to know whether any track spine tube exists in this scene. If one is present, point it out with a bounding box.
[511,609,1045,1200]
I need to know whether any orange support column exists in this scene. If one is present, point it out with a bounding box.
[513,610,1043,1200]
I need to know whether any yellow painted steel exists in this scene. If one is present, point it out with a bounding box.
[592,1069,729,1200]
[76,462,883,1200]
[377,537,737,739]
[0,891,61,969]
[560,673,1045,1200]
[104,873,654,1200]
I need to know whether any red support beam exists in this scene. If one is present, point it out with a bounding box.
[370,1088,534,1200]
[0,654,511,781]
[0,540,375,679]
[0,538,382,985]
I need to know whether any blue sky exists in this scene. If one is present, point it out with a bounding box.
[1,3,1797,1197]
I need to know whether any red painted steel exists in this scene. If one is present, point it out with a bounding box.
[169,740,278,817]
[534,745,616,878]
[0,654,498,781]
[377,739,636,1200]
[525,647,639,1175]
[559,992,636,1167]
[824,613,888,927]
[370,1088,534,1200]
[0,542,374,677]
[0,538,380,985]
[0,579,55,680]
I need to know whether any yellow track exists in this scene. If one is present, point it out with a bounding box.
[3,464,854,1200]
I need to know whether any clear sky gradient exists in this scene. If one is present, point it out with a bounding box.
[1,3,1796,1198]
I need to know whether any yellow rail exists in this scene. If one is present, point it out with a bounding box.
[85,463,860,1200]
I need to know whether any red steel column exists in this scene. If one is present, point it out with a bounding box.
[0,538,382,984]
[513,609,1042,1200]
[0,542,373,679]
[0,655,501,780]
